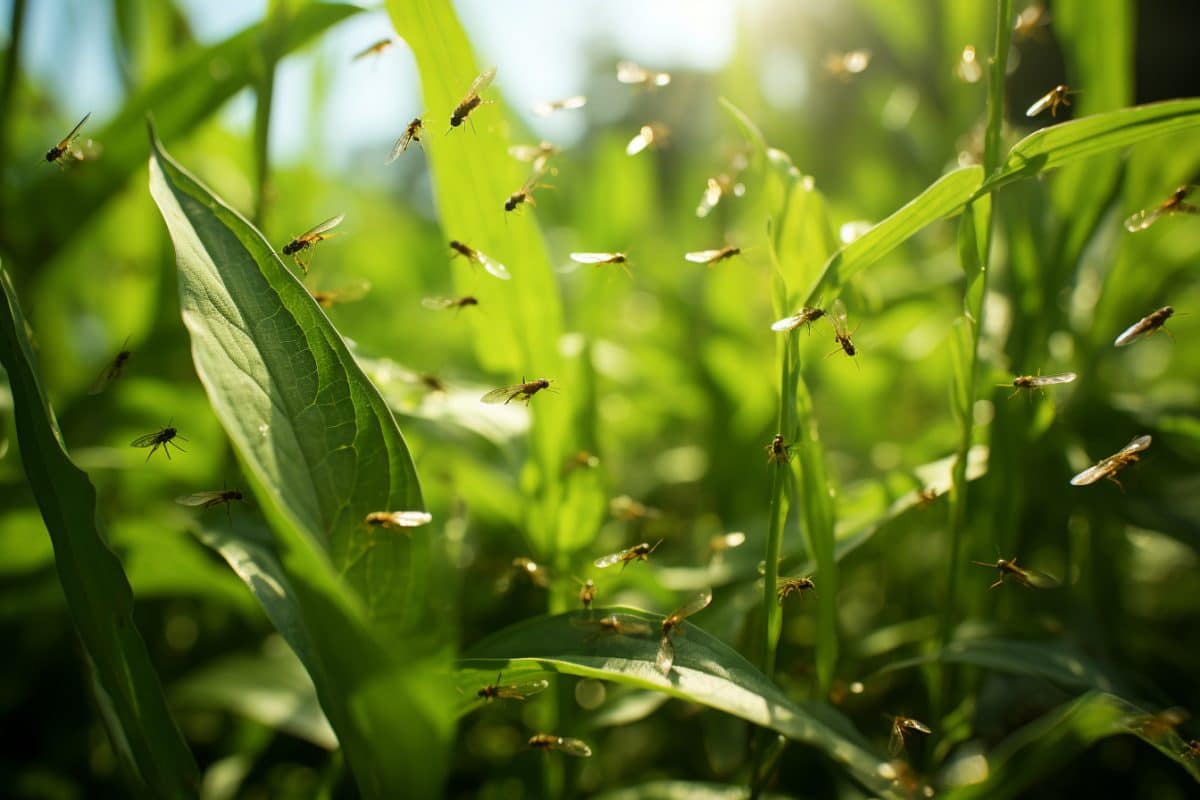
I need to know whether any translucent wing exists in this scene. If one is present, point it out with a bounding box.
[593,548,631,568]
[462,66,497,101]
[616,61,647,84]
[888,725,906,757]
[1114,317,1150,347]
[672,588,713,620]
[626,126,653,156]
[556,738,593,757]
[60,112,91,146]
[88,355,127,395]
[130,430,166,447]
[1070,460,1113,486]
[1018,566,1061,589]
[697,178,722,217]
[1026,372,1077,386]
[715,532,746,549]
[655,636,675,675]
[311,281,370,308]
[902,718,932,734]
[422,296,462,310]
[499,679,550,699]
[1119,434,1153,455]
[480,385,525,404]
[771,308,824,332]
[1025,91,1054,117]
[476,250,511,280]
[1123,208,1161,233]
[841,50,872,73]
[570,252,621,264]
[386,135,412,164]
[508,144,544,162]
[685,249,723,264]
[175,491,229,507]
[533,95,585,116]
[300,213,345,238]
[829,298,850,334]
[386,511,434,527]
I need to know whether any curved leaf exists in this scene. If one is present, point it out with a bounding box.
[461,608,893,795]
[804,166,984,303]
[5,2,362,270]
[0,267,199,798]
[981,98,1200,193]
[147,128,453,799]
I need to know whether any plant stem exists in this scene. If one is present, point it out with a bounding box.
[0,0,27,185]
[252,1,285,228]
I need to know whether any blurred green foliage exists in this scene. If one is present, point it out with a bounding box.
[1,0,1199,797]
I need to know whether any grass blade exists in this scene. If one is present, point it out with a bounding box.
[0,266,199,798]
[147,127,453,798]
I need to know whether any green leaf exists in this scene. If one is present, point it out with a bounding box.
[147,128,453,799]
[595,781,791,800]
[460,609,893,795]
[804,166,984,304]
[5,2,361,270]
[981,99,1200,193]
[0,266,199,798]
[942,692,1199,798]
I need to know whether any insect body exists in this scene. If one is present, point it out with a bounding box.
[131,425,186,461]
[577,578,596,609]
[1070,435,1151,490]
[970,555,1059,589]
[697,173,746,217]
[386,117,423,162]
[777,576,816,603]
[888,715,932,756]
[684,245,741,266]
[282,213,344,273]
[626,123,667,156]
[476,673,549,703]
[1026,84,1076,118]
[765,434,791,465]
[570,252,631,277]
[176,489,244,510]
[1124,186,1199,232]
[352,38,394,61]
[421,295,479,311]
[655,589,713,675]
[771,307,826,333]
[449,239,510,280]
[46,113,91,164]
[572,613,654,639]
[480,377,552,406]
[504,173,551,213]
[827,299,858,360]
[528,734,592,757]
[449,66,496,129]
[364,510,433,530]
[1003,371,1076,399]
[1114,306,1174,347]
[594,539,662,570]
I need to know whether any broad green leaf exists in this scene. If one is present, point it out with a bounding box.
[942,692,1199,798]
[980,99,1200,193]
[460,609,893,795]
[5,2,361,271]
[172,638,337,751]
[384,0,571,557]
[804,166,984,304]
[0,267,199,798]
[147,128,453,799]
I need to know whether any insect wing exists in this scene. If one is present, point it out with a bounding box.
[888,725,906,757]
[1027,372,1077,387]
[499,679,550,700]
[685,249,723,264]
[386,134,412,164]
[300,213,345,240]
[616,60,648,84]
[593,547,631,568]
[1018,566,1060,589]
[829,298,850,335]
[1070,460,1113,486]
[461,66,497,104]
[671,588,713,622]
[655,635,675,675]
[697,178,723,217]
[626,126,653,156]
[715,532,746,549]
[1025,91,1054,117]
[130,430,167,447]
[555,738,593,757]
[422,296,461,310]
[508,144,544,162]
[1123,207,1161,233]
[88,359,125,395]
[475,250,511,280]
[175,491,229,507]
[1114,316,1152,347]
[570,252,620,264]
[60,112,92,148]
[480,384,525,404]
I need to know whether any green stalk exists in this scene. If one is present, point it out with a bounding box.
[0,0,27,186]
[251,0,285,228]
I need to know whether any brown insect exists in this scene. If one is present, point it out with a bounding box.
[175,489,245,510]
[364,510,433,531]
[970,555,1059,589]
[1026,84,1077,118]
[570,252,631,277]
[88,337,132,395]
[421,295,479,311]
[449,239,510,280]
[480,377,552,405]
[626,123,667,156]
[1070,434,1151,490]
[476,673,549,703]
[45,112,91,165]
[1001,371,1077,399]
[696,173,746,218]
[826,299,859,360]
[888,715,932,756]
[1125,186,1199,232]
[131,425,186,462]
[533,95,586,117]
[765,434,791,465]
[528,734,592,757]
[386,117,424,162]
[352,37,395,61]
[282,213,344,273]
[449,66,496,130]
[1130,707,1189,741]
[771,306,826,333]
[419,374,447,393]
[504,173,552,213]
[577,578,597,609]
[594,539,662,570]
[656,588,713,675]
[1114,306,1174,347]
[684,245,741,267]
[776,575,816,603]
[616,60,671,89]
[571,613,654,639]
